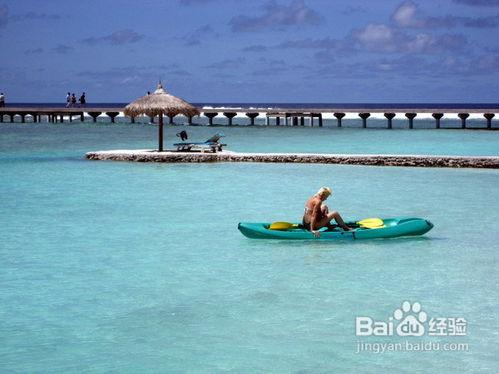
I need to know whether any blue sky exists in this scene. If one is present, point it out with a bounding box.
[1,0,499,103]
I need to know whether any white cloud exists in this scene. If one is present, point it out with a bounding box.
[392,0,419,27]
[392,0,499,29]
[353,22,467,54]
[230,0,322,32]
[354,24,395,50]
[406,33,434,52]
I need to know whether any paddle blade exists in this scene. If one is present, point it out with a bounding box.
[357,217,384,228]
[269,222,296,230]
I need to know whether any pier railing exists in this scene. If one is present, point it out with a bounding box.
[0,106,497,129]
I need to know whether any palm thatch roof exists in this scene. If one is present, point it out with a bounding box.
[124,82,200,118]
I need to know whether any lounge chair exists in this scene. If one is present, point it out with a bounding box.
[173,132,227,152]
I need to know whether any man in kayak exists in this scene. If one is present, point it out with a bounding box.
[303,187,352,237]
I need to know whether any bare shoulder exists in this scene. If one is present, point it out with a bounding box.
[306,196,320,208]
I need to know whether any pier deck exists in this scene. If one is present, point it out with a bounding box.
[1,106,498,114]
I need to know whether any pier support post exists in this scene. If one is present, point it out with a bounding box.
[318,113,323,127]
[276,116,280,126]
[0,113,3,123]
[188,116,193,125]
[223,112,237,126]
[484,113,495,129]
[106,112,119,123]
[458,113,469,129]
[300,116,305,126]
[432,113,443,129]
[204,112,218,126]
[266,116,270,126]
[292,117,298,126]
[310,115,314,127]
[158,113,164,152]
[334,113,345,127]
[359,113,370,128]
[88,112,102,123]
[9,114,15,123]
[405,113,417,129]
[246,112,259,126]
[384,113,396,129]
[285,114,289,126]
[80,113,84,122]
[60,114,64,123]
[21,114,26,123]
[168,115,174,124]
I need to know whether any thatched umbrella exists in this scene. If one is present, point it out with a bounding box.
[124,82,200,152]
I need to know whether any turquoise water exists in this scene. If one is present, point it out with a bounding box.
[1,122,499,372]
[1,121,499,156]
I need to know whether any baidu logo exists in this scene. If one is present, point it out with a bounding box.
[355,301,467,337]
[394,301,427,336]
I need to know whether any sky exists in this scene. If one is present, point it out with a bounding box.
[0,0,499,103]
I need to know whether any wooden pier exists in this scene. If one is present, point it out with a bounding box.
[0,106,497,129]
[0,107,122,124]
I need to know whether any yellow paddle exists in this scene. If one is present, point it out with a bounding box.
[269,218,384,230]
[358,217,384,228]
[269,222,298,230]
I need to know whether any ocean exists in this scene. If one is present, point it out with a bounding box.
[7,102,499,109]
[1,119,498,372]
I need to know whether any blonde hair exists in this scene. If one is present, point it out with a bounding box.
[316,186,332,197]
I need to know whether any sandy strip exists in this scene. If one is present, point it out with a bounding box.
[85,150,499,169]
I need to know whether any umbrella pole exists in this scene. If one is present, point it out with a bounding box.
[158,113,164,152]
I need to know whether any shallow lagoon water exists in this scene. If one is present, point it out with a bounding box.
[2,120,499,157]
[1,122,498,372]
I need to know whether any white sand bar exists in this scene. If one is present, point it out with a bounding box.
[85,150,499,169]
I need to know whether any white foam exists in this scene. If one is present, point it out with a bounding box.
[79,108,498,123]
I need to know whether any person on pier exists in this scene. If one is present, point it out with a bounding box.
[70,93,77,107]
[79,92,86,107]
[303,187,352,237]
[66,92,71,107]
[0,92,5,107]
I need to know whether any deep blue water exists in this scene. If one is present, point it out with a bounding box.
[7,102,499,109]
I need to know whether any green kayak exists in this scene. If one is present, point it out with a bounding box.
[238,217,433,240]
